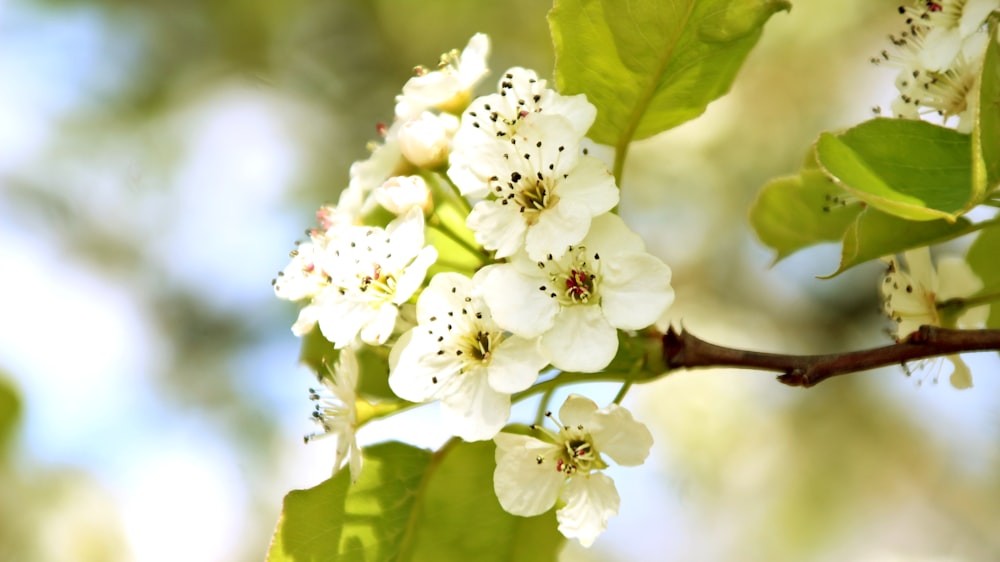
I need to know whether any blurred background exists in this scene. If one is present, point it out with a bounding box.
[1,0,999,560]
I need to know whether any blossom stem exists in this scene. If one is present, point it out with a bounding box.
[426,216,488,262]
[611,380,634,405]
[939,290,1000,311]
[661,325,1000,387]
[512,371,631,404]
[533,383,558,426]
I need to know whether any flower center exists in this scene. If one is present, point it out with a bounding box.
[357,264,397,302]
[536,246,601,305]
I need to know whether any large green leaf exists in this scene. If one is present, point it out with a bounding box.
[824,209,976,277]
[268,440,564,562]
[973,20,1000,199]
[268,442,431,562]
[966,223,1000,328]
[815,119,974,222]
[549,0,789,146]
[750,169,864,262]
[406,441,564,561]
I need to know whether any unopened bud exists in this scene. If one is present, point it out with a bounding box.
[398,112,458,169]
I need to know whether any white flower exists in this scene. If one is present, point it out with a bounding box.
[395,33,491,120]
[398,111,459,169]
[388,271,549,441]
[305,348,363,483]
[876,1,994,131]
[881,247,988,388]
[457,113,618,261]
[481,213,674,372]
[274,234,328,303]
[915,0,997,70]
[493,394,653,547]
[374,175,433,215]
[448,67,597,197]
[315,208,437,348]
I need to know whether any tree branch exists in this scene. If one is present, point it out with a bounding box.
[661,325,1000,387]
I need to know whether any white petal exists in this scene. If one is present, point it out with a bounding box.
[458,33,491,86]
[936,256,983,301]
[556,156,619,215]
[600,254,675,330]
[389,331,461,402]
[360,302,398,345]
[317,299,369,349]
[480,265,559,337]
[947,354,974,389]
[440,369,510,441]
[919,27,963,71]
[393,246,438,304]
[291,304,321,337]
[556,473,620,547]
[590,405,654,467]
[903,248,936,292]
[542,306,618,372]
[416,272,473,322]
[584,213,646,256]
[959,0,998,37]
[487,336,549,393]
[493,433,565,516]
[558,394,598,428]
[467,201,527,259]
[525,199,592,262]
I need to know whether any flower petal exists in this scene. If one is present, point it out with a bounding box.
[525,198,592,262]
[555,156,619,215]
[556,472,620,547]
[542,306,618,372]
[558,394,598,428]
[493,433,564,516]
[467,201,527,259]
[590,405,654,467]
[440,369,511,441]
[487,335,549,394]
[480,265,559,337]
[600,253,674,330]
[947,354,974,389]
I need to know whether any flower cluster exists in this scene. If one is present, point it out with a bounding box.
[880,247,989,388]
[873,0,999,132]
[274,34,673,546]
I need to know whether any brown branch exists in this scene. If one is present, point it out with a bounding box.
[661,325,1000,387]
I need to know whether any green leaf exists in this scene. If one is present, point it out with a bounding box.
[299,328,395,401]
[268,442,432,562]
[815,119,974,222]
[268,440,564,562]
[548,0,789,146]
[966,223,1000,328]
[825,209,976,277]
[750,169,863,262]
[406,441,564,561]
[973,20,1000,199]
